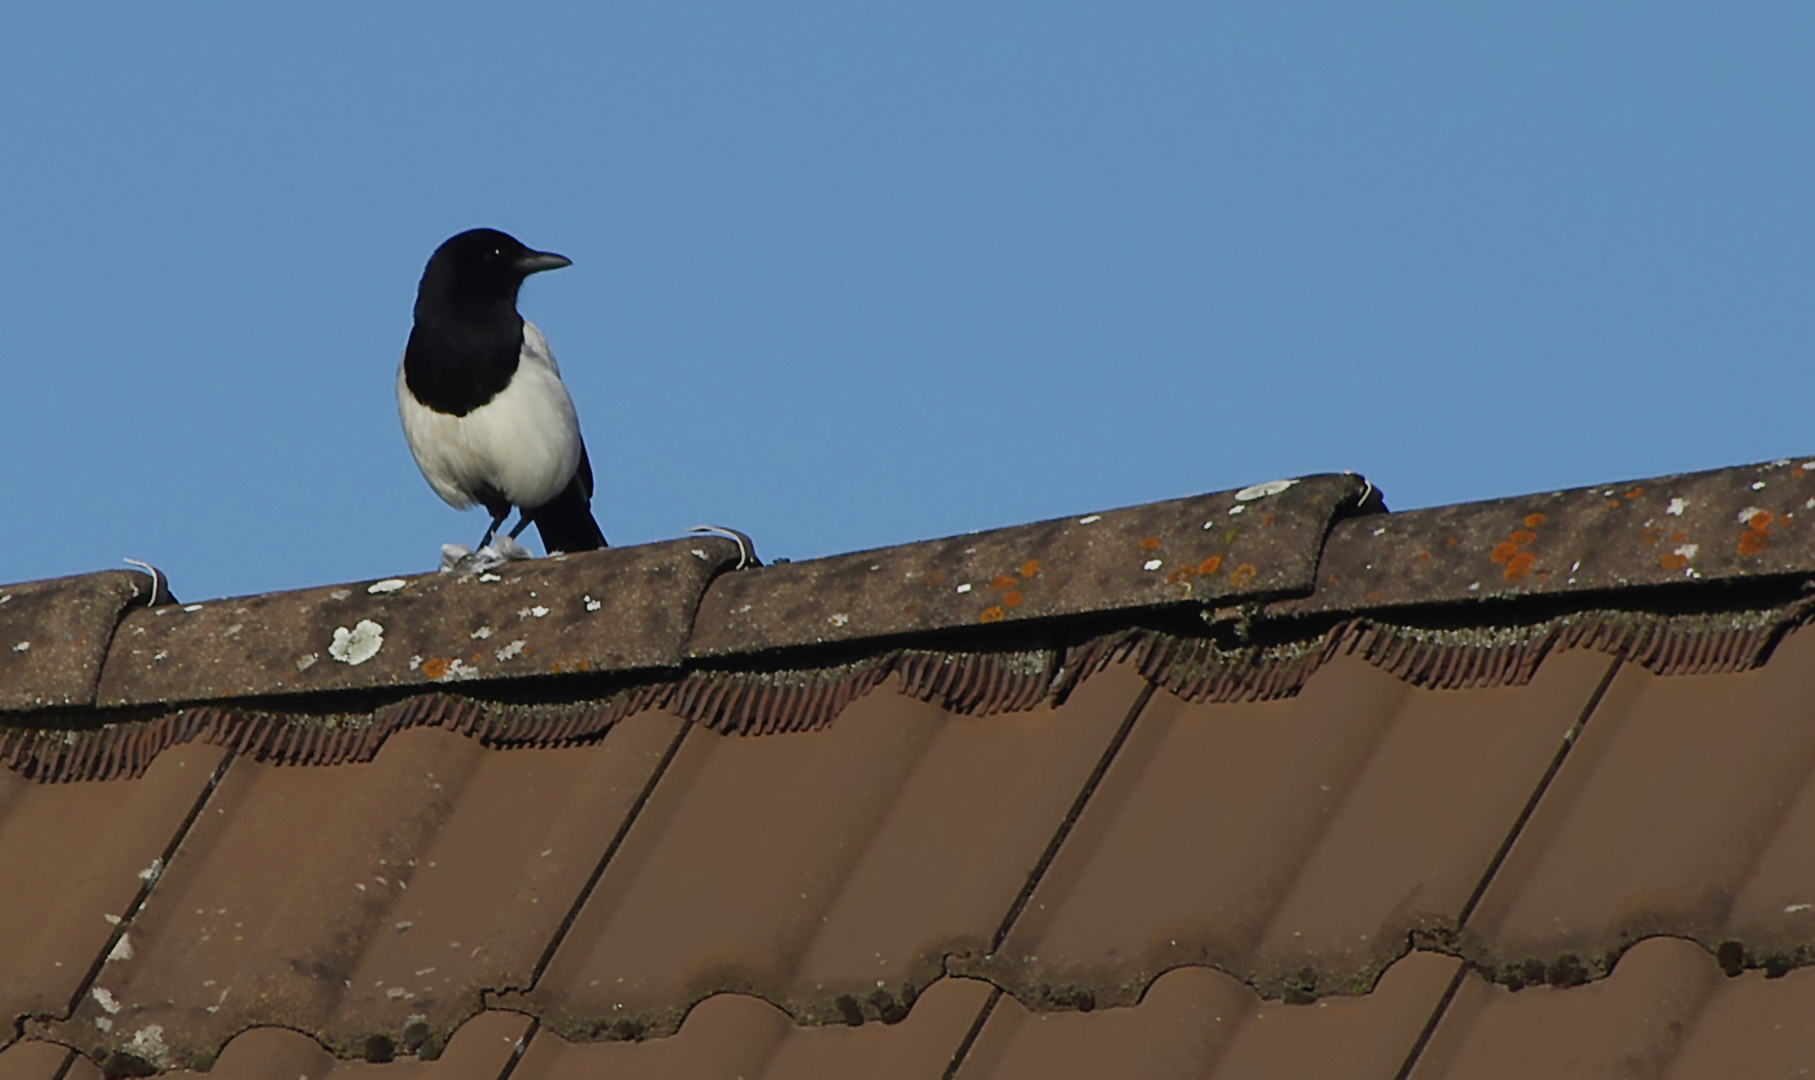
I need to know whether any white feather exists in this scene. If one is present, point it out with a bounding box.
[397,320,582,511]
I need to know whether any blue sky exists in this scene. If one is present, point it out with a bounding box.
[3,5,1811,601]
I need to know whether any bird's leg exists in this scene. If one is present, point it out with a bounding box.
[477,506,510,551]
[508,510,534,539]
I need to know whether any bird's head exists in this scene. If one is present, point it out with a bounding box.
[416,228,571,318]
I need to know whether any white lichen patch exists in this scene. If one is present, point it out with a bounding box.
[1737,506,1767,524]
[584,595,602,612]
[470,626,493,640]
[1235,478,1299,501]
[108,934,134,963]
[828,613,850,628]
[367,578,409,594]
[296,653,319,671]
[1143,559,1163,571]
[328,620,385,666]
[127,1024,170,1068]
[495,640,528,662]
[1666,498,1689,516]
[91,987,122,1014]
[691,548,710,561]
[1077,514,1102,525]
[956,583,972,594]
[530,605,549,618]
[183,604,204,613]
[1228,505,1246,516]
[329,589,353,601]
[10,641,26,652]
[139,858,163,883]
[1674,543,1700,561]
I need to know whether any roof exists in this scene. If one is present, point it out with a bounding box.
[3,458,1815,1077]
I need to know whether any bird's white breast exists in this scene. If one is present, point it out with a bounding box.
[397,321,582,511]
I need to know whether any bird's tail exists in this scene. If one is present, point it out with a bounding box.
[530,475,608,553]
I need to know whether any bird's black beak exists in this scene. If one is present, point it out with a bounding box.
[515,250,573,275]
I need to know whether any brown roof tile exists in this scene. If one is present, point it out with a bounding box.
[0,571,158,712]
[688,474,1374,657]
[34,716,682,1070]
[957,649,1616,1006]
[509,977,993,1080]
[0,1040,79,1080]
[9,457,1815,1074]
[0,742,226,1030]
[190,1010,532,1078]
[1408,935,1815,1079]
[499,665,1151,1037]
[96,539,743,708]
[1462,626,1815,982]
[958,951,1461,1079]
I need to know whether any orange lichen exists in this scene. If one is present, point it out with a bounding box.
[1418,551,1431,562]
[1446,536,1460,548]
[1019,559,1040,578]
[1659,553,1688,571]
[1523,513,1548,527]
[1625,486,1644,499]
[420,658,449,680]
[1672,531,1686,543]
[978,605,1006,624]
[1738,511,1774,557]
[990,575,1016,591]
[1003,591,1024,608]
[1509,529,1537,546]
[1228,563,1258,587]
[1139,536,1161,551]
[1503,550,1536,581]
[1490,541,1521,565]
[1197,555,1223,575]
[1166,567,1193,584]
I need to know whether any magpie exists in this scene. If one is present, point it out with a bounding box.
[398,228,608,554]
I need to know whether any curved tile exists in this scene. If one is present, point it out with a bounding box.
[958,951,1460,1080]
[0,742,227,1028]
[511,977,992,1080]
[1407,935,1815,1079]
[38,716,683,1070]
[957,648,1615,1006]
[1465,627,1815,980]
[499,665,1151,1037]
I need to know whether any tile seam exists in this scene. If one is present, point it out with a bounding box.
[989,680,1157,953]
[522,719,695,989]
[492,1017,539,1080]
[1453,656,1624,931]
[1390,962,1468,1080]
[941,986,1002,1080]
[58,748,239,1025]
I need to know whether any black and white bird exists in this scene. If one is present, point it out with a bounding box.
[398,228,608,554]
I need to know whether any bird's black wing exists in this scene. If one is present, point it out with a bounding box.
[530,440,607,553]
